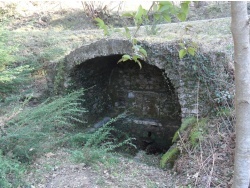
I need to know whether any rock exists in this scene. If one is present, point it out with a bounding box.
[93,117,111,128]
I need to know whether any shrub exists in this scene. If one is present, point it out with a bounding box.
[84,114,136,152]
[71,147,106,165]
[71,114,136,165]
[0,150,26,188]
[0,89,86,163]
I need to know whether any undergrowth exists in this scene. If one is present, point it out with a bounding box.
[0,25,32,101]
[0,89,86,163]
[160,146,179,168]
[172,116,207,147]
[161,116,208,168]
[0,150,26,188]
[71,114,136,165]
[172,117,197,143]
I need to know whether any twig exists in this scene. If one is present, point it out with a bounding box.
[196,80,199,123]
[133,2,155,37]
[177,131,190,155]
[206,141,216,188]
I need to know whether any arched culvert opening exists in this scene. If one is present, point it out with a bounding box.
[70,54,182,154]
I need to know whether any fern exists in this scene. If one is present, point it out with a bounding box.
[0,90,87,163]
[172,116,196,143]
[160,146,179,168]
[71,114,136,165]
[84,114,136,152]
[0,150,26,187]
[189,128,203,147]
[189,118,207,147]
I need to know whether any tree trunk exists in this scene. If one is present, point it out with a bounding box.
[231,2,250,188]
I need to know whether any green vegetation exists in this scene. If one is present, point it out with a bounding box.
[0,89,135,184]
[172,116,197,143]
[160,146,179,168]
[216,107,233,117]
[161,117,208,169]
[95,1,196,68]
[0,26,32,101]
[172,116,208,147]
[0,1,236,187]
[84,115,135,152]
[71,114,136,165]
[0,150,26,188]
[0,90,86,163]
[189,118,207,147]
[53,61,66,95]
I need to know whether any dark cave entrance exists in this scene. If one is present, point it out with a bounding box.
[70,55,182,154]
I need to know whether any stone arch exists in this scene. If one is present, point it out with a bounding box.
[63,38,199,119]
[48,38,231,153]
[69,54,182,153]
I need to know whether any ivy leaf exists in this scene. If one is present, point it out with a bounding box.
[95,17,105,27]
[124,27,131,39]
[132,55,142,68]
[135,5,144,20]
[179,43,185,48]
[132,45,140,52]
[163,14,171,22]
[181,2,189,15]
[118,54,131,63]
[132,58,142,69]
[179,49,187,59]
[134,5,147,25]
[154,13,161,21]
[177,12,187,21]
[139,47,147,57]
[192,65,197,71]
[137,61,142,69]
[132,55,140,60]
[95,17,109,35]
[132,38,137,45]
[152,3,158,12]
[122,12,134,17]
[159,1,172,7]
[187,47,196,56]
[159,4,170,12]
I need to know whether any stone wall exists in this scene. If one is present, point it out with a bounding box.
[62,39,214,118]
[49,38,231,152]
[70,54,181,152]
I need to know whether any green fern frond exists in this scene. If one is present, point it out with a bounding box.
[160,146,179,168]
[172,116,196,143]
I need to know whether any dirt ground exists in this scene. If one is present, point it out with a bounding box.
[26,149,176,188]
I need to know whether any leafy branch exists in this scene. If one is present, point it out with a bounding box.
[95,1,196,69]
